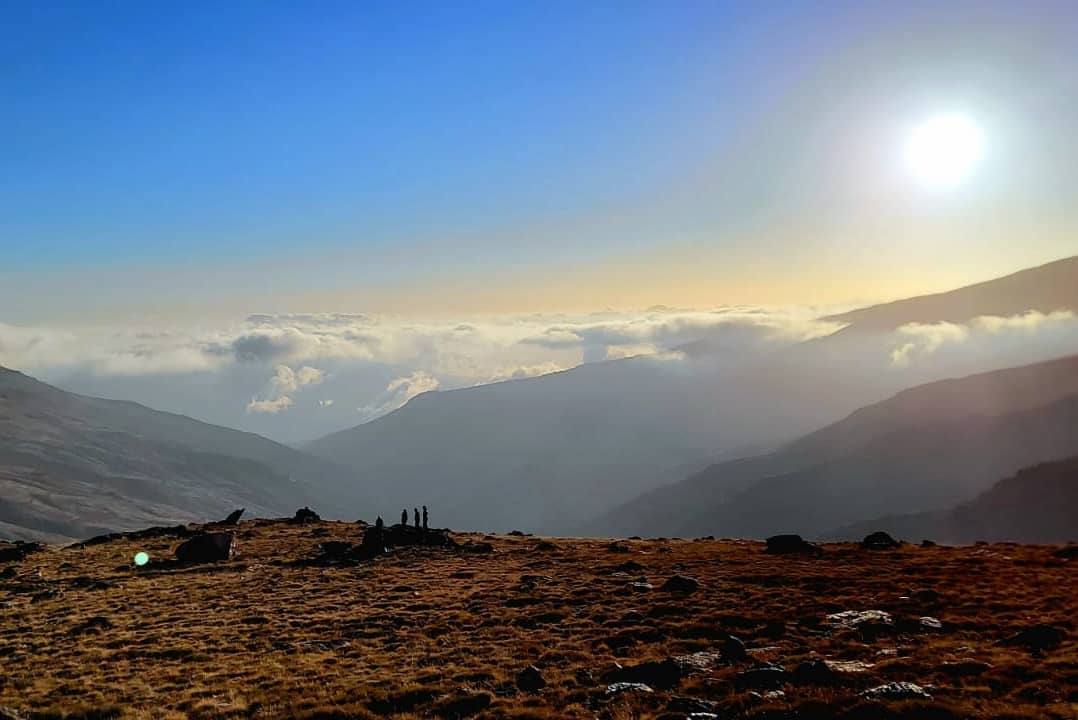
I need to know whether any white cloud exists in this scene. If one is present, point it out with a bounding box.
[246,364,326,414]
[358,371,441,422]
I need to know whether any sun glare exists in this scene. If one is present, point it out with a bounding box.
[904,113,985,190]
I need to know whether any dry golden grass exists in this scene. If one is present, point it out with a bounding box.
[0,520,1075,719]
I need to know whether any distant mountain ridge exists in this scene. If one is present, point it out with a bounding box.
[590,354,1078,539]
[823,255,1078,332]
[0,366,364,541]
[835,456,1078,543]
[307,256,1078,535]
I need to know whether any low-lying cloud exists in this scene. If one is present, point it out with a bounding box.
[3,306,1076,444]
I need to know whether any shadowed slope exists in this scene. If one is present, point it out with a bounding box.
[0,367,365,540]
[592,355,1078,539]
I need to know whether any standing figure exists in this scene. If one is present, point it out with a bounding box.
[401,509,408,526]
[413,507,420,528]
[422,505,429,531]
[375,515,384,530]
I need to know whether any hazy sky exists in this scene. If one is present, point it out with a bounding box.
[3,0,1076,323]
[2,1,1077,441]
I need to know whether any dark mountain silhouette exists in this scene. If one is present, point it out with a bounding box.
[0,366,364,541]
[836,456,1078,543]
[590,355,1078,538]
[823,255,1078,333]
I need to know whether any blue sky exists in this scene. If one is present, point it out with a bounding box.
[3,2,792,268]
[2,0,1076,321]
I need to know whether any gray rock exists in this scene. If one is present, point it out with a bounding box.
[861,681,931,700]
[605,682,653,696]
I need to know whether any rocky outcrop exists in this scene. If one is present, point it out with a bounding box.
[175,533,235,563]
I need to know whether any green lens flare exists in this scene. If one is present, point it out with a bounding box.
[134,551,150,567]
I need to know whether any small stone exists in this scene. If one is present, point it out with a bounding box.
[516,665,546,693]
[861,681,931,700]
[661,574,700,593]
[606,682,653,696]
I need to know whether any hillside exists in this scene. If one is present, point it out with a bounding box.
[591,355,1078,539]
[837,456,1078,543]
[0,367,365,540]
[1,519,1074,718]
[823,255,1078,332]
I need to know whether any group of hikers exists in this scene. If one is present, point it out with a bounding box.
[374,505,429,531]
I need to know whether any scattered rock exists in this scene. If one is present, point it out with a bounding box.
[826,609,892,628]
[613,560,645,573]
[721,634,749,663]
[607,542,631,553]
[605,682,653,696]
[220,508,245,525]
[508,530,528,537]
[940,659,992,677]
[919,616,943,631]
[861,531,901,550]
[627,581,654,592]
[793,659,838,685]
[661,574,700,593]
[860,681,932,700]
[1000,624,1066,653]
[516,665,546,693]
[603,659,683,689]
[824,660,874,674]
[1053,544,1078,559]
[764,534,821,555]
[736,664,787,690]
[460,541,494,554]
[175,532,234,563]
[671,650,723,674]
[666,696,719,715]
[292,507,321,524]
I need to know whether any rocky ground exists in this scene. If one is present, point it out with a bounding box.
[0,519,1075,719]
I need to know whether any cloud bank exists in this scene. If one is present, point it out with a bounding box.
[3,306,1076,444]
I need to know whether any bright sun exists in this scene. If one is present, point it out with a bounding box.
[904,113,985,190]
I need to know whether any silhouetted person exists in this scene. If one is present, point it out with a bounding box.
[401,509,408,526]
[422,505,429,531]
[414,507,420,528]
[375,515,384,530]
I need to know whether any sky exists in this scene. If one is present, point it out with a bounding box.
[2,1,1077,441]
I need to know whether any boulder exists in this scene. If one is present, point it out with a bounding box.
[292,507,321,524]
[0,542,44,564]
[860,681,931,700]
[603,659,683,690]
[736,664,787,690]
[1000,624,1066,653]
[605,682,653,696]
[175,532,234,563]
[861,531,901,550]
[764,534,821,555]
[221,508,245,525]
[1053,544,1078,559]
[793,659,838,685]
[721,634,749,663]
[516,665,546,693]
[661,574,700,593]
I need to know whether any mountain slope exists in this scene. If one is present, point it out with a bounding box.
[0,366,365,540]
[836,456,1078,543]
[591,354,1078,538]
[308,257,1078,536]
[823,255,1078,332]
